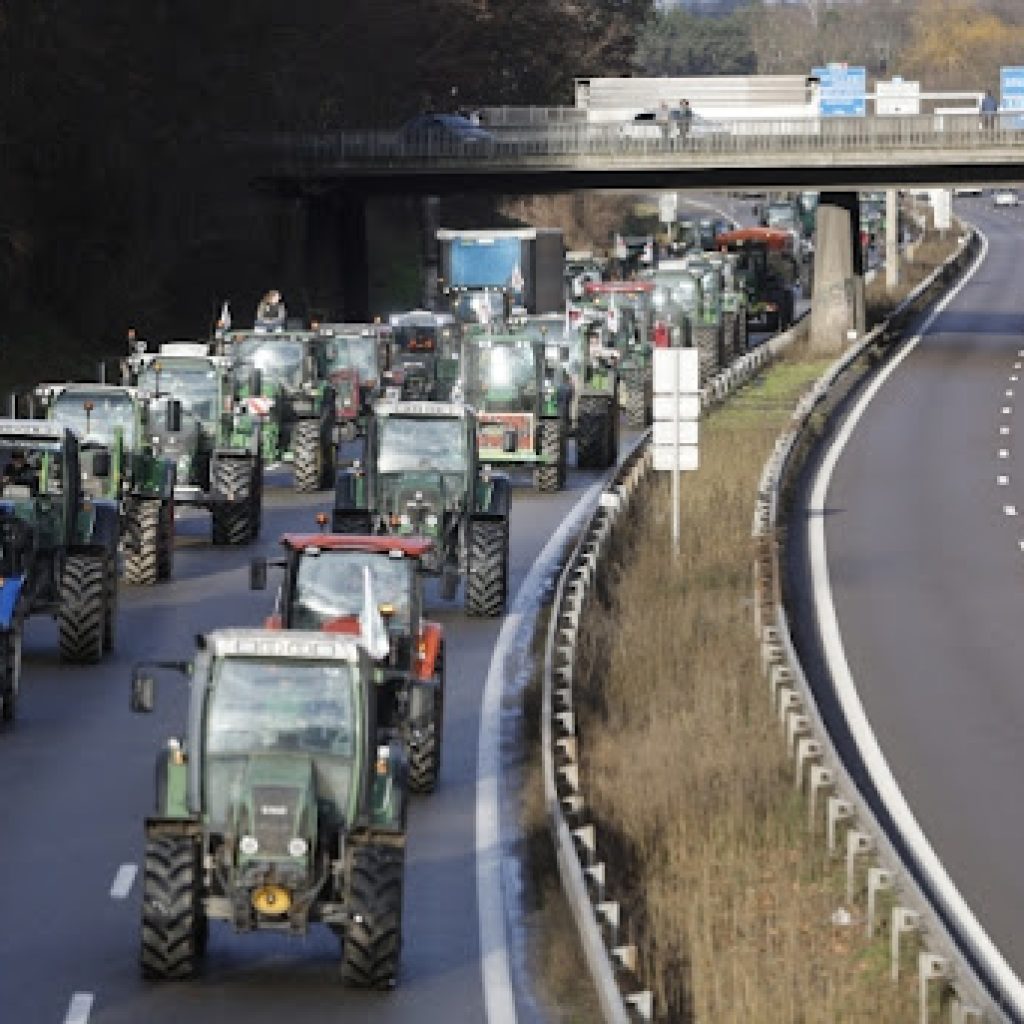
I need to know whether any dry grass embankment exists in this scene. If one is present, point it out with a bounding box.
[559,229,961,1022]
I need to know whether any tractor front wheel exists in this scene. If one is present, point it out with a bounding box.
[211,460,258,546]
[58,555,106,663]
[340,844,404,989]
[140,834,205,980]
[293,420,324,493]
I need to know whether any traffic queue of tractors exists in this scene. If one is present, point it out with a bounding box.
[0,213,795,990]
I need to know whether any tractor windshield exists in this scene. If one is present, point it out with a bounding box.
[52,390,136,448]
[204,657,360,827]
[206,657,358,759]
[377,416,467,475]
[463,340,538,409]
[327,335,378,380]
[137,359,220,424]
[234,337,305,390]
[292,551,412,633]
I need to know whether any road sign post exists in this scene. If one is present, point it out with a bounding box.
[653,348,700,557]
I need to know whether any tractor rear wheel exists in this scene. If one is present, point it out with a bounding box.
[103,553,117,653]
[576,396,612,469]
[340,845,404,989]
[140,834,204,980]
[293,420,323,493]
[0,629,21,723]
[124,499,160,586]
[157,500,174,581]
[466,520,507,617]
[623,381,647,427]
[534,420,565,493]
[693,325,720,384]
[58,555,105,663]
[210,460,258,546]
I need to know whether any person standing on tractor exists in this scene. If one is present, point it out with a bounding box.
[2,450,37,493]
[255,289,287,331]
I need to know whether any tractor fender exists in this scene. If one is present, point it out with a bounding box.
[407,676,440,729]
[370,738,408,832]
[474,471,510,520]
[0,578,25,630]
[334,467,365,512]
[413,620,444,682]
[153,746,191,819]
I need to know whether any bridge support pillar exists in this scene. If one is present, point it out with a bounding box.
[810,191,864,353]
[303,191,370,323]
[886,188,900,293]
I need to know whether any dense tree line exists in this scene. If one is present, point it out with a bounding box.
[0,0,649,385]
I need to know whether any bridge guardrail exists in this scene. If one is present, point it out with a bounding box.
[252,113,1024,170]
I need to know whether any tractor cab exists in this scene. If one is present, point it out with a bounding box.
[316,323,387,440]
[385,311,460,400]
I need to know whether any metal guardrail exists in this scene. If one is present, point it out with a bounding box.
[252,113,1024,172]
[750,226,1024,1023]
[540,322,807,1022]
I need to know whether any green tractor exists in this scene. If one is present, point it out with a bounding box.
[130,629,407,986]
[580,280,654,428]
[458,332,569,492]
[222,329,337,493]
[37,382,177,585]
[572,311,621,469]
[707,252,749,361]
[0,421,120,724]
[316,323,387,443]
[649,264,720,385]
[124,342,262,546]
[251,534,445,793]
[332,399,510,617]
[682,254,727,379]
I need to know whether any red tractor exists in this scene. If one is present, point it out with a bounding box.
[251,533,445,792]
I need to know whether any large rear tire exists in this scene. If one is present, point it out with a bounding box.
[623,380,647,428]
[0,629,21,723]
[58,555,105,664]
[124,499,160,586]
[140,834,204,981]
[465,520,507,618]
[693,324,720,384]
[292,420,323,493]
[157,500,174,581]
[340,845,404,989]
[210,459,258,546]
[576,396,612,469]
[533,420,565,493]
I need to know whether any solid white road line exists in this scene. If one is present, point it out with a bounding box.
[809,226,1024,1014]
[477,475,607,1024]
[64,993,93,1024]
[110,863,137,900]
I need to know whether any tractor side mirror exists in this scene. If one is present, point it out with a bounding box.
[92,449,111,479]
[250,556,268,591]
[248,368,263,396]
[502,429,518,453]
[130,671,155,713]
[165,400,183,433]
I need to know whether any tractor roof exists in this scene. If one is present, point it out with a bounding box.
[203,628,360,663]
[0,419,69,444]
[281,535,434,559]
[715,227,793,252]
[374,400,467,419]
[37,382,136,401]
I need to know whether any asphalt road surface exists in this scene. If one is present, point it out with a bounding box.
[0,445,621,1023]
[788,196,1024,986]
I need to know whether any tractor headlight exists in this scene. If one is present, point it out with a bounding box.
[239,835,259,856]
[287,837,308,858]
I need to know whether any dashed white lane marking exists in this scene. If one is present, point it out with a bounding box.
[998,476,1010,486]
[1001,426,1012,435]
[1003,406,1013,415]
[1007,390,1015,398]
[1006,505,1019,517]
[1015,362,1022,369]
[1000,449,1010,459]
[110,863,137,899]
[64,993,93,1024]
[1012,376,1019,382]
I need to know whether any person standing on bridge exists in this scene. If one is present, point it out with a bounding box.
[980,89,998,130]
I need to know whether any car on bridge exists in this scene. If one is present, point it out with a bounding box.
[396,113,496,151]
[993,188,1020,207]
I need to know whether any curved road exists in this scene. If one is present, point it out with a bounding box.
[0,450,617,1023]
[790,197,1024,989]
